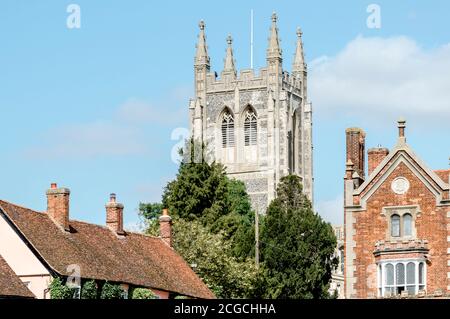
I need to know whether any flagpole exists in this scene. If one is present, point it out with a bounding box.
[255,208,259,269]
[250,9,254,69]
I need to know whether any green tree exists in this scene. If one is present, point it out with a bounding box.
[139,202,163,235]
[49,277,75,299]
[162,143,229,224]
[140,138,259,297]
[170,218,258,298]
[139,202,163,221]
[100,282,124,299]
[153,138,255,259]
[260,175,337,299]
[81,280,98,299]
[210,179,255,259]
[131,288,158,299]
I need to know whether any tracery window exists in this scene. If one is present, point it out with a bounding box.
[221,110,235,148]
[244,109,257,146]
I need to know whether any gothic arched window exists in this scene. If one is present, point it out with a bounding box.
[244,108,257,146]
[221,110,235,148]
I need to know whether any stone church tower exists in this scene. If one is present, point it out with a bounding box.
[189,13,313,213]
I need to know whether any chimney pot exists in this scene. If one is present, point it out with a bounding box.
[51,183,57,189]
[105,193,124,235]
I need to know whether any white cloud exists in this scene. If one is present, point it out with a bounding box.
[23,86,191,160]
[309,36,450,123]
[315,195,343,226]
[25,121,146,159]
[115,85,190,126]
[116,98,187,126]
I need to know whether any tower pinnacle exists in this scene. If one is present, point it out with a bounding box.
[195,20,210,66]
[267,12,282,60]
[223,35,236,75]
[292,27,306,73]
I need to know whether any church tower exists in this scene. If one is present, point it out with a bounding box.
[188,13,313,213]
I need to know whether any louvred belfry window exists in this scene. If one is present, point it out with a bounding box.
[244,109,257,146]
[222,111,235,148]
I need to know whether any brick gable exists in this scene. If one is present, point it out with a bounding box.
[344,121,449,298]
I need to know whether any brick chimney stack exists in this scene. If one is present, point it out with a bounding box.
[159,209,173,247]
[368,147,389,176]
[46,183,70,231]
[346,128,366,180]
[398,118,406,144]
[105,193,124,235]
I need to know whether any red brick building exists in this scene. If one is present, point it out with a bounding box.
[344,119,450,298]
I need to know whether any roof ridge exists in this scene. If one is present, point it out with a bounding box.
[0,199,45,214]
[0,198,214,298]
[69,218,162,240]
[357,144,449,195]
[0,199,161,240]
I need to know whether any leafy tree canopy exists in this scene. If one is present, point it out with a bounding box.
[140,140,337,299]
[100,282,124,299]
[131,288,158,299]
[169,218,258,298]
[49,277,76,299]
[260,175,337,299]
[145,138,255,260]
[81,280,98,299]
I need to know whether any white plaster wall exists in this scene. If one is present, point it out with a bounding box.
[20,275,52,299]
[0,213,51,298]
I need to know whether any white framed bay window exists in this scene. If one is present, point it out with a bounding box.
[377,259,426,297]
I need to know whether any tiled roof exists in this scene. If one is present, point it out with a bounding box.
[434,170,449,184]
[0,255,35,298]
[0,200,214,299]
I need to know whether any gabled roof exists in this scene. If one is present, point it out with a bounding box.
[0,255,35,298]
[435,169,450,183]
[355,140,449,202]
[0,200,214,299]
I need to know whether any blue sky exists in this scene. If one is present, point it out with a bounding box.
[0,0,449,228]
